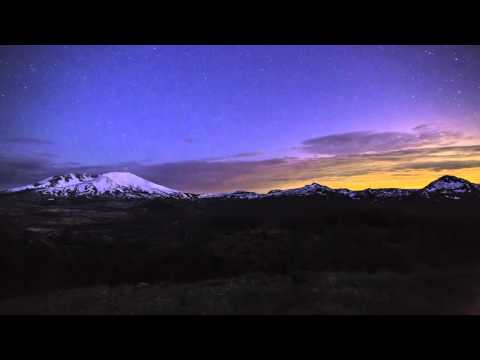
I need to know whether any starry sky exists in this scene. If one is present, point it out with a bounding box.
[1,45,480,192]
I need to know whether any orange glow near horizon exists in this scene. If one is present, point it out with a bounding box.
[318,169,480,190]
[265,142,480,192]
[257,169,480,193]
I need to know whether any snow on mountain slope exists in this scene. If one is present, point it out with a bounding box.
[8,173,96,193]
[421,175,479,198]
[181,175,480,201]
[264,183,335,198]
[263,176,480,201]
[99,172,183,195]
[6,173,480,201]
[199,184,337,200]
[7,172,189,199]
[199,191,261,199]
[353,188,416,200]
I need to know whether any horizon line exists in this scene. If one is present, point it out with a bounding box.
[1,172,475,195]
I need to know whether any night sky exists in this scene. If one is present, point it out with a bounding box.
[1,45,480,192]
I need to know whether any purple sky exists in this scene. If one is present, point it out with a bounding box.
[1,45,480,192]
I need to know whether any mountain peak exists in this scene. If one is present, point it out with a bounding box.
[423,175,477,195]
[5,172,480,201]
[101,172,145,182]
[435,175,469,183]
[199,190,260,199]
[264,182,334,198]
[426,175,472,186]
[8,171,189,199]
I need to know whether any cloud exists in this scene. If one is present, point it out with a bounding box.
[208,151,264,161]
[132,158,288,193]
[299,125,463,156]
[2,135,480,192]
[393,160,480,172]
[0,153,120,190]
[412,124,431,132]
[0,154,289,193]
[0,153,55,189]
[349,145,480,162]
[229,152,263,158]
[0,136,54,146]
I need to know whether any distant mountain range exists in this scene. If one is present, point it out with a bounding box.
[3,172,480,201]
[200,175,480,201]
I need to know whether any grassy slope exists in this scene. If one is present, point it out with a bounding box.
[1,194,480,314]
[1,269,479,314]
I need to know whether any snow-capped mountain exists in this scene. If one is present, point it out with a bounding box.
[198,184,338,200]
[262,184,416,201]
[199,191,261,200]
[264,183,336,198]
[7,172,191,199]
[5,173,480,201]
[196,183,416,201]
[194,175,480,202]
[351,188,416,200]
[420,175,480,199]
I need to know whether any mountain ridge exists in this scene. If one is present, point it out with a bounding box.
[4,172,480,201]
[5,172,190,199]
[195,174,480,201]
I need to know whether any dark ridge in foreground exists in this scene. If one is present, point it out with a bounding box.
[2,184,480,314]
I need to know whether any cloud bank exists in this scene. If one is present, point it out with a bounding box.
[2,124,480,192]
[299,124,463,156]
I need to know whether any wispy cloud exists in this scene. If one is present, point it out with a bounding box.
[0,153,55,189]
[208,151,264,161]
[2,125,480,192]
[0,136,54,146]
[298,124,464,156]
[229,152,263,158]
[393,160,480,172]
[132,158,287,192]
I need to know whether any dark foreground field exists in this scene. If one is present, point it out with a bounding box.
[1,193,480,314]
[2,269,480,314]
